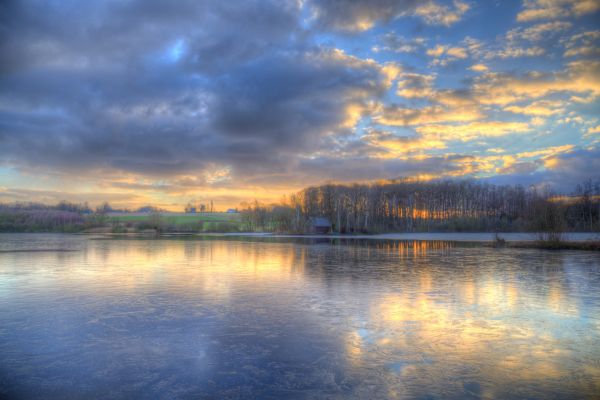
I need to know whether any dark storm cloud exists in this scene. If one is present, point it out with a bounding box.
[0,0,393,180]
[0,0,301,73]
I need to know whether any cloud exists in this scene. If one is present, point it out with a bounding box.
[294,144,595,185]
[366,53,596,170]
[375,104,483,127]
[504,100,565,116]
[360,130,446,157]
[426,45,447,58]
[562,30,600,57]
[0,187,145,207]
[491,46,546,59]
[481,21,572,60]
[446,47,468,58]
[414,0,470,26]
[426,44,469,66]
[396,73,437,98]
[487,145,600,192]
[472,60,600,105]
[517,0,600,22]
[0,1,398,187]
[469,64,489,72]
[295,153,484,183]
[517,144,575,158]
[306,0,418,31]
[415,121,531,141]
[586,125,600,136]
[497,161,540,175]
[0,0,303,75]
[507,21,572,42]
[306,0,469,32]
[0,0,598,206]
[374,33,427,53]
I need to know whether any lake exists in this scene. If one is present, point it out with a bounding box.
[1,234,599,399]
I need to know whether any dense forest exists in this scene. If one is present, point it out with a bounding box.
[240,178,600,234]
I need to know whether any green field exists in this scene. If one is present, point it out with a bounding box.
[109,213,241,225]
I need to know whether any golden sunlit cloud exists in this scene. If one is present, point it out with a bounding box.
[427,43,469,66]
[469,63,489,72]
[416,121,531,141]
[362,130,447,157]
[504,100,565,116]
[376,105,484,127]
[473,60,600,106]
[517,144,575,159]
[517,0,600,22]
[586,125,600,137]
[414,0,470,26]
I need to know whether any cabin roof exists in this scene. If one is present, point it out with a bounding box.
[310,217,331,227]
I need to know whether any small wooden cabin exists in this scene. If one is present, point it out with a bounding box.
[309,217,332,234]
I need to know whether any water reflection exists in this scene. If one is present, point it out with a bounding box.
[0,235,599,399]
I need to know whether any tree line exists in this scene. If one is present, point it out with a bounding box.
[1,178,598,234]
[239,178,600,234]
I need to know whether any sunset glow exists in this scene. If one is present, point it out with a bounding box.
[1,0,599,209]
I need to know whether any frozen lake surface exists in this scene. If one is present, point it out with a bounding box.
[1,234,600,399]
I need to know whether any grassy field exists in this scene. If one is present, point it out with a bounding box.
[109,212,240,224]
[107,213,242,232]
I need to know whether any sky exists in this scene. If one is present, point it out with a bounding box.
[1,0,599,210]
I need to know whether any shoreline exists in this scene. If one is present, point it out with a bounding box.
[209,231,600,242]
[2,232,599,251]
[2,230,599,242]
